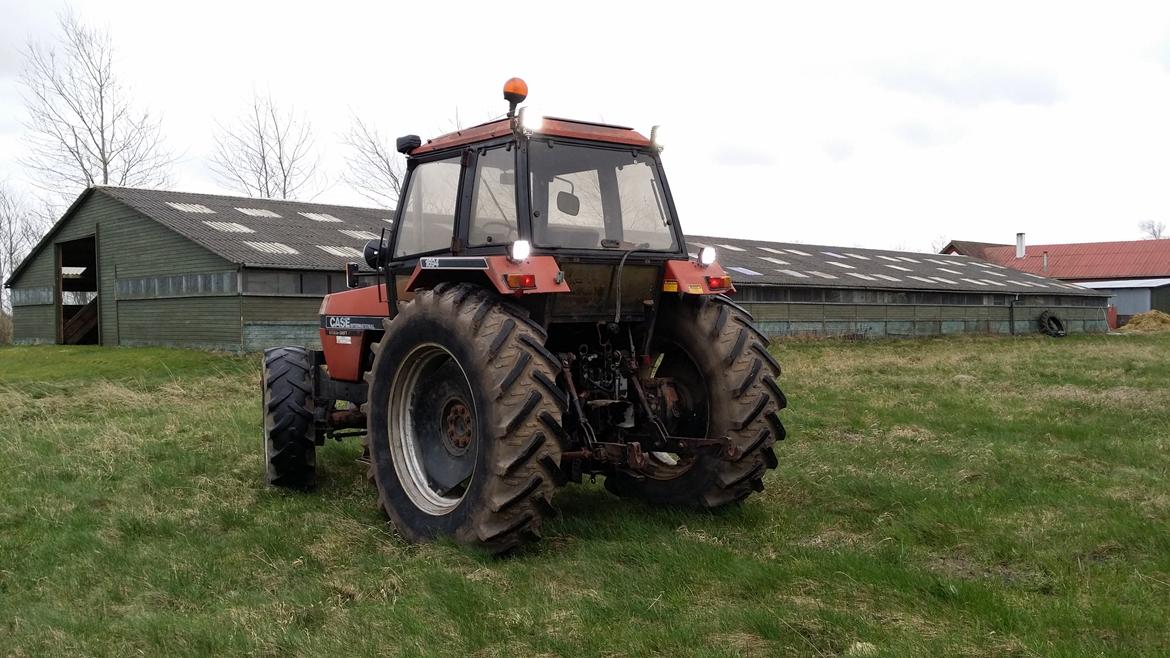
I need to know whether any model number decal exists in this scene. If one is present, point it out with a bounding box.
[419,257,489,270]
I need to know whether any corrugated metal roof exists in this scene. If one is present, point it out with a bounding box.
[98,187,394,270]
[1076,278,1170,290]
[946,238,1170,280]
[689,235,1101,296]
[5,186,1100,298]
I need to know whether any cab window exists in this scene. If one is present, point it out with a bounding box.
[393,156,462,257]
[468,147,518,247]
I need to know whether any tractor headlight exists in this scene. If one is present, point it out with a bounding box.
[698,246,717,267]
[510,239,531,263]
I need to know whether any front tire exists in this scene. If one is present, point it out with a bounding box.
[365,283,566,554]
[262,346,317,489]
[605,295,786,507]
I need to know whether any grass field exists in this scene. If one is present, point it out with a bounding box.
[1,334,1168,657]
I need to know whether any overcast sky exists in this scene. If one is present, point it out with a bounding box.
[2,0,1170,251]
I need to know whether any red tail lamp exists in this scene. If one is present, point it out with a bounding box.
[505,273,537,290]
[706,275,733,291]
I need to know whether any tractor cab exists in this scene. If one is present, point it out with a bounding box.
[349,79,730,330]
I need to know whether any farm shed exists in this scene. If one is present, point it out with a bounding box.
[1074,278,1170,325]
[692,235,1108,337]
[943,236,1170,325]
[4,186,391,351]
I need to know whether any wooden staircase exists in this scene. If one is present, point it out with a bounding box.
[62,297,99,345]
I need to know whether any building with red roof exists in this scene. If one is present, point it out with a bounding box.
[942,236,1170,324]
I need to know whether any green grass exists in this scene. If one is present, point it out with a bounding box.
[1,335,1169,657]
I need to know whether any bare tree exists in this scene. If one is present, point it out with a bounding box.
[929,235,951,253]
[21,11,173,199]
[1139,220,1166,239]
[340,113,404,208]
[0,184,47,311]
[210,93,321,200]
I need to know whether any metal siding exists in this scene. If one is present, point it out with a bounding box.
[242,323,322,352]
[1152,286,1170,312]
[737,301,1107,337]
[117,297,242,350]
[242,295,324,322]
[11,305,55,344]
[1100,288,1151,316]
[240,295,326,352]
[822,304,855,321]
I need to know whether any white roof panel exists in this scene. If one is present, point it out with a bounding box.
[727,266,762,276]
[166,202,215,214]
[1076,278,1170,289]
[235,207,281,218]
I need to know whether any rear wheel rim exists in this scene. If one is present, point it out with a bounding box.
[388,343,478,515]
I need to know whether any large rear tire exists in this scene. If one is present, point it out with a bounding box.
[364,283,566,554]
[262,346,317,489]
[605,295,786,507]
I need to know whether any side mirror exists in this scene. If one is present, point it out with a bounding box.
[345,262,360,289]
[556,190,580,217]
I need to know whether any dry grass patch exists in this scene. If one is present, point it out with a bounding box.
[708,631,771,655]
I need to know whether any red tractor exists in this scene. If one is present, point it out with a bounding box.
[262,79,787,553]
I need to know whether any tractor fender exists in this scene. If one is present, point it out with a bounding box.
[662,259,735,295]
[318,285,390,382]
[404,255,571,295]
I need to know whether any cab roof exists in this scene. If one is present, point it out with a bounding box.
[410,117,652,156]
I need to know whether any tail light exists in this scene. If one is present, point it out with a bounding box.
[706,275,733,291]
[505,273,537,290]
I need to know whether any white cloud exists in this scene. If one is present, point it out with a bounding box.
[877,61,1062,108]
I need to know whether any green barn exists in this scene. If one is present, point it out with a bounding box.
[4,186,391,351]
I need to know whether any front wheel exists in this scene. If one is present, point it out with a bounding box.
[605,295,786,507]
[365,283,566,554]
[262,346,317,489]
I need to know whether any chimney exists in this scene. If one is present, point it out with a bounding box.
[1042,250,1049,273]
[1016,233,1026,259]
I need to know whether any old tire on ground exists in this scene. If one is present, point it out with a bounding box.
[364,283,566,554]
[262,346,317,489]
[605,295,786,508]
[1039,310,1067,337]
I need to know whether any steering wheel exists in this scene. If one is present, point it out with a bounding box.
[476,221,517,244]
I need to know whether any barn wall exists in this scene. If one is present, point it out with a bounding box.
[242,294,324,352]
[1151,286,1170,314]
[10,304,55,345]
[1099,288,1152,316]
[740,296,1108,338]
[117,297,242,350]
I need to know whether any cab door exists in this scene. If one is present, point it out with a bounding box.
[386,152,468,303]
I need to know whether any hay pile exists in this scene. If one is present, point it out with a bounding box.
[1119,309,1170,333]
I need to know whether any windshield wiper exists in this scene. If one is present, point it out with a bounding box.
[650,177,670,227]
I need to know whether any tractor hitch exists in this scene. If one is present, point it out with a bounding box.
[658,435,741,461]
[560,434,740,470]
